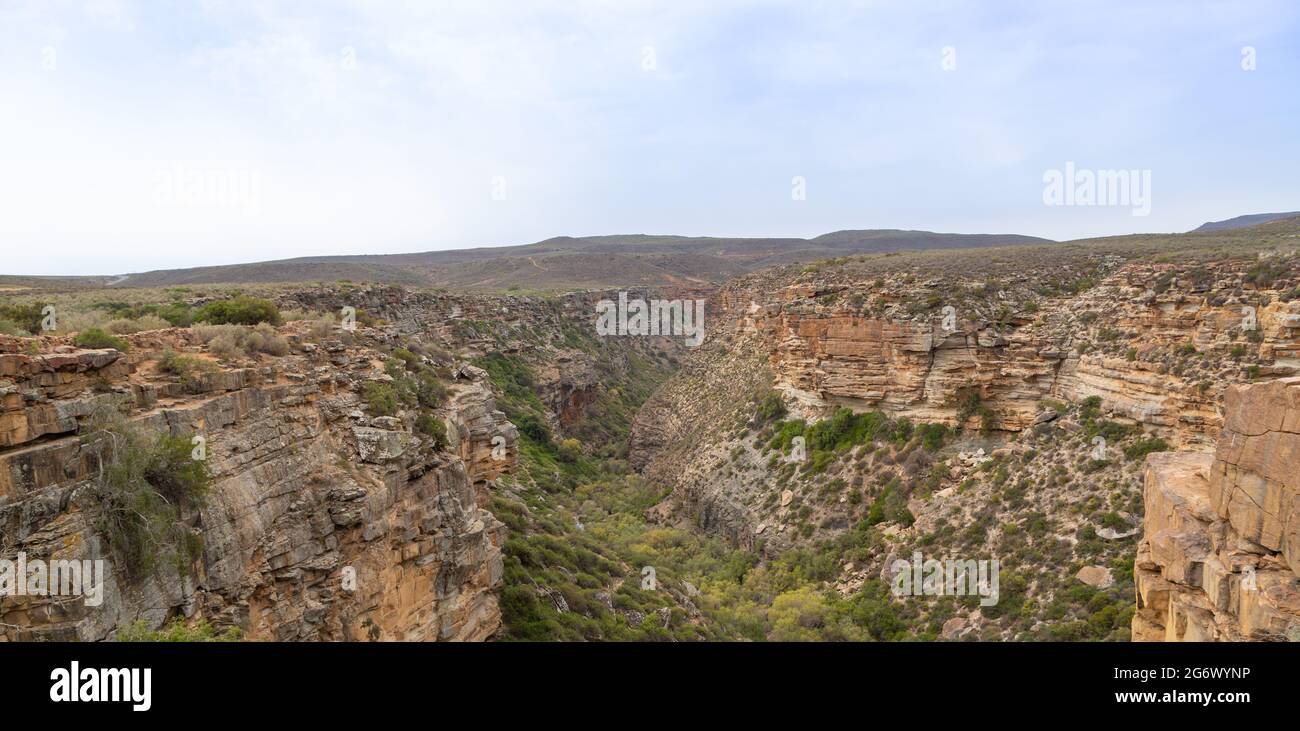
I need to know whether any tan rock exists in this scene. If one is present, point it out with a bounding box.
[941,616,968,640]
[1133,381,1300,641]
[1075,565,1114,588]
[0,325,510,643]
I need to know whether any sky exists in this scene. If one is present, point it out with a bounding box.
[1,0,1298,275]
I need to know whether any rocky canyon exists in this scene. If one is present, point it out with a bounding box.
[3,219,1300,642]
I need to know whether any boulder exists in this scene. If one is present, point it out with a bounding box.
[1076,566,1114,588]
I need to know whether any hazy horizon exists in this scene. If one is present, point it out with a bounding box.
[0,216,1284,279]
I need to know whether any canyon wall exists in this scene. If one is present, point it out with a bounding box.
[0,323,515,641]
[280,285,692,441]
[1133,377,1300,641]
[738,264,1299,448]
[633,253,1300,564]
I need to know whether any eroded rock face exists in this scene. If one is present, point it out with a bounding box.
[0,346,130,448]
[446,368,518,507]
[1210,378,1300,566]
[0,324,514,642]
[1133,379,1300,641]
[636,255,1300,553]
[761,311,1066,431]
[282,285,686,439]
[741,267,1296,445]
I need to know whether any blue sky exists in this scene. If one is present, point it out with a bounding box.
[1,0,1298,275]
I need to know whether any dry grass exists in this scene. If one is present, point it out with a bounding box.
[193,323,289,360]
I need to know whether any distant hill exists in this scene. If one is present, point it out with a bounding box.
[1193,212,1300,232]
[105,229,1055,291]
[0,274,110,292]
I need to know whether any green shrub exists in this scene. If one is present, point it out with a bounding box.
[0,302,46,334]
[392,347,421,369]
[416,411,447,449]
[917,423,948,451]
[513,410,551,444]
[158,349,217,392]
[803,408,892,452]
[194,296,282,326]
[557,438,582,462]
[415,372,447,408]
[866,480,913,527]
[117,619,241,642]
[754,390,788,424]
[81,403,210,579]
[952,385,994,430]
[1123,437,1169,461]
[153,302,195,327]
[75,327,129,351]
[363,382,399,417]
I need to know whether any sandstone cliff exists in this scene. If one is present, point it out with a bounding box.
[1133,378,1300,641]
[634,249,1300,551]
[0,322,514,641]
[740,259,1297,445]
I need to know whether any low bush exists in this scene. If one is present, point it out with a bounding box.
[117,619,241,642]
[363,382,399,417]
[75,327,129,351]
[1123,437,1169,461]
[158,349,217,392]
[194,296,282,326]
[0,302,46,334]
[416,411,447,449]
[81,403,210,579]
[193,323,288,359]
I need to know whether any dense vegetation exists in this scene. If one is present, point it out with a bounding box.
[482,342,970,641]
[117,619,243,642]
[80,401,211,579]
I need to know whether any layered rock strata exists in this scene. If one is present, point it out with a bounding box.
[1133,378,1300,641]
[0,326,513,641]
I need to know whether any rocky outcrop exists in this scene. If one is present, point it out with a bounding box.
[759,311,1065,431]
[447,366,518,506]
[279,285,685,437]
[0,324,514,642]
[0,346,130,448]
[636,253,1299,557]
[1133,378,1300,641]
[742,266,1297,446]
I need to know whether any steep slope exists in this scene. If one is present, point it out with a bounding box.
[272,283,728,639]
[631,228,1300,639]
[0,319,513,641]
[1134,378,1300,641]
